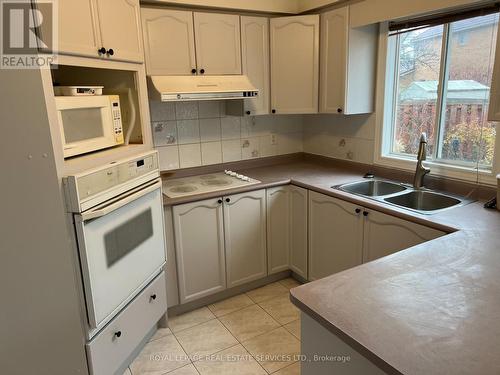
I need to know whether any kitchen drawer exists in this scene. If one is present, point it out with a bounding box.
[86,271,167,375]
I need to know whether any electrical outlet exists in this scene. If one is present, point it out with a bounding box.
[270,134,277,145]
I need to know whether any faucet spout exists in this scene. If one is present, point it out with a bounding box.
[413,133,431,189]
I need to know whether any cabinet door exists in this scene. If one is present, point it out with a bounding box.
[193,12,242,75]
[241,16,270,115]
[94,0,143,62]
[267,187,290,275]
[173,198,226,304]
[57,0,101,58]
[289,186,308,279]
[363,210,445,263]
[224,190,267,287]
[141,8,196,75]
[308,191,363,281]
[270,15,319,114]
[319,7,348,114]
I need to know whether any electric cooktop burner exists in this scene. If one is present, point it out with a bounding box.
[163,171,261,198]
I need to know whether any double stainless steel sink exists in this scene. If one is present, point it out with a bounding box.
[334,179,474,215]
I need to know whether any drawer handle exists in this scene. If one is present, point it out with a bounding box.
[114,331,122,338]
[150,294,157,301]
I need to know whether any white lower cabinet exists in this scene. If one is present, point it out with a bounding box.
[266,186,308,278]
[289,186,308,279]
[308,191,363,281]
[173,198,226,304]
[362,209,445,262]
[224,190,267,288]
[308,191,447,280]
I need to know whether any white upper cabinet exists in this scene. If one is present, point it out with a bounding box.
[270,15,320,114]
[94,0,143,62]
[59,0,144,62]
[173,198,226,304]
[141,8,196,75]
[58,0,143,62]
[193,12,242,75]
[57,0,101,57]
[362,210,445,262]
[224,190,267,288]
[241,16,270,115]
[320,7,378,114]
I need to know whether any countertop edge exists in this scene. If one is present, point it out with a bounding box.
[289,291,403,375]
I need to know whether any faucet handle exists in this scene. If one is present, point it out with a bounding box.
[420,133,427,143]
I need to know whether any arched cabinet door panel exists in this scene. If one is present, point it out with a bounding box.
[141,8,196,75]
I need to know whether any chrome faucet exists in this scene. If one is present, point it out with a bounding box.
[413,133,431,189]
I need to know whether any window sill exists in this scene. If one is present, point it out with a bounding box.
[375,153,497,186]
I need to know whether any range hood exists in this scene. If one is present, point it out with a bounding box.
[148,75,259,102]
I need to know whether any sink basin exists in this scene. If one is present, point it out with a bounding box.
[384,190,462,212]
[337,180,408,197]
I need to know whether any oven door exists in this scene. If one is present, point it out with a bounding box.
[74,179,166,336]
[56,96,117,158]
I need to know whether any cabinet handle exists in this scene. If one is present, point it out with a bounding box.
[107,48,114,56]
[217,199,223,204]
[191,68,197,74]
[337,108,343,113]
[355,208,361,214]
[150,294,157,301]
[272,109,276,114]
[98,47,106,55]
[246,111,251,115]
[114,331,122,338]
[200,68,205,74]
[363,211,369,217]
[225,198,230,203]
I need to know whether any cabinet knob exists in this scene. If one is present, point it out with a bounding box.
[225,198,230,203]
[217,199,223,204]
[272,109,276,114]
[98,47,106,55]
[337,108,343,113]
[191,68,197,74]
[114,331,122,338]
[150,294,157,301]
[246,111,251,115]
[355,208,361,214]
[200,68,205,74]
[363,211,369,217]
[107,48,114,56]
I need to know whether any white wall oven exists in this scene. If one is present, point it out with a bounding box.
[55,95,124,158]
[64,151,166,339]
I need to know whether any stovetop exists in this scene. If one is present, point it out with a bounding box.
[162,170,261,198]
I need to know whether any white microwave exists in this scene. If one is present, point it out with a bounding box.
[55,95,124,158]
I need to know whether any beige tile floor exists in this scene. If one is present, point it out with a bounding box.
[128,278,302,375]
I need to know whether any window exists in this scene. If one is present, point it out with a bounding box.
[385,13,499,171]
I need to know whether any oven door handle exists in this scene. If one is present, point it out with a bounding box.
[80,179,162,221]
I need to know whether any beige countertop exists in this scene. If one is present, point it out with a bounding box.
[162,157,500,374]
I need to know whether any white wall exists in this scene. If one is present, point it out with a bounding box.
[303,113,376,164]
[150,100,303,170]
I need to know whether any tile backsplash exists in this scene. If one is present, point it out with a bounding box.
[150,100,303,171]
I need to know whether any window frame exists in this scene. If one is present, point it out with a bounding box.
[374,21,500,186]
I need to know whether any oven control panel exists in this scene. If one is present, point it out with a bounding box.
[64,151,160,212]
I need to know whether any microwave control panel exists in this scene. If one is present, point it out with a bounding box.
[111,98,124,144]
[70,153,159,205]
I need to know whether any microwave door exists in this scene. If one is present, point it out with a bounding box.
[74,180,166,334]
[56,96,117,158]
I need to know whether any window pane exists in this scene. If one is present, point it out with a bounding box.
[438,14,499,168]
[392,26,444,157]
